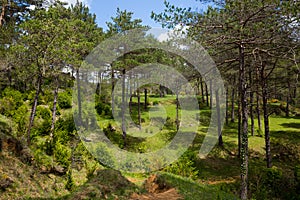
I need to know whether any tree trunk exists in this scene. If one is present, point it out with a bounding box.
[200,78,205,103]
[231,86,235,123]
[129,74,133,114]
[238,93,242,157]
[209,79,213,108]
[76,69,82,126]
[216,89,223,146]
[144,88,148,110]
[262,71,272,168]
[225,88,229,125]
[249,70,255,136]
[121,69,126,146]
[50,76,59,140]
[239,44,249,200]
[286,81,291,117]
[27,74,42,146]
[256,67,262,133]
[176,92,179,131]
[205,83,209,107]
[0,1,7,27]
[111,67,115,116]
[137,78,141,129]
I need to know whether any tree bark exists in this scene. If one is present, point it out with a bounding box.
[205,83,209,107]
[144,88,148,110]
[286,81,291,117]
[249,70,255,136]
[27,73,42,146]
[239,43,249,200]
[176,92,179,131]
[216,89,223,146]
[231,85,235,123]
[50,76,59,140]
[0,1,7,27]
[121,68,126,146]
[209,79,213,108]
[200,78,205,103]
[76,69,82,126]
[256,67,262,133]
[225,88,229,125]
[111,67,115,116]
[261,69,272,168]
[137,78,141,129]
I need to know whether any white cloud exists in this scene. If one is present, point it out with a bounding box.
[157,25,189,42]
[61,0,92,7]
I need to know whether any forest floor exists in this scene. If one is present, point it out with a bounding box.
[1,95,300,199]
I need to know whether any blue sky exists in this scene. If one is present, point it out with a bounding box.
[63,0,210,30]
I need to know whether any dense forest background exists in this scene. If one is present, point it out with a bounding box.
[0,0,299,199]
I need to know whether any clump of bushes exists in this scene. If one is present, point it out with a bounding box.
[95,102,112,118]
[58,91,72,109]
[163,151,199,180]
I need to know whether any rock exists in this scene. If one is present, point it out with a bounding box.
[51,165,66,175]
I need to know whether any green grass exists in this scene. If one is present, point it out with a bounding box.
[155,172,238,200]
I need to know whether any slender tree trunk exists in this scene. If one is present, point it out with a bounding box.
[200,79,205,103]
[231,86,235,123]
[27,74,42,146]
[256,67,262,133]
[76,69,82,126]
[239,44,249,200]
[144,88,148,110]
[0,1,7,27]
[249,70,255,136]
[137,78,141,129]
[50,76,59,140]
[238,94,241,157]
[205,83,209,107]
[129,74,133,114]
[121,69,126,146]
[209,79,213,108]
[216,89,223,146]
[286,81,291,117]
[111,67,115,116]
[261,70,272,168]
[225,88,229,125]
[176,92,179,131]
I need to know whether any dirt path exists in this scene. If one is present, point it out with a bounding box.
[129,174,183,200]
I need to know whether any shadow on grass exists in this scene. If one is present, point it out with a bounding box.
[271,130,300,143]
[280,122,300,129]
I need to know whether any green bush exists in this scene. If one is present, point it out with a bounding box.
[95,102,112,117]
[13,104,29,133]
[1,87,23,107]
[58,91,72,109]
[65,169,75,191]
[53,141,71,168]
[55,114,76,134]
[36,106,51,121]
[163,151,199,180]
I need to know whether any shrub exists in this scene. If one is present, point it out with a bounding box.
[53,141,71,168]
[95,102,112,117]
[55,114,76,134]
[58,91,72,109]
[65,169,75,191]
[153,100,159,105]
[163,151,199,180]
[36,106,51,121]
[1,87,23,107]
[13,104,29,133]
